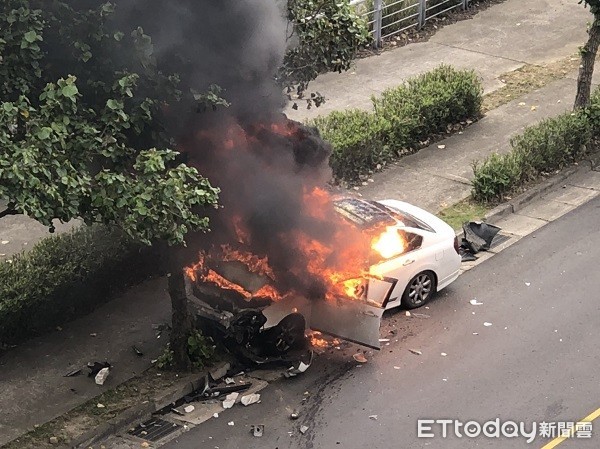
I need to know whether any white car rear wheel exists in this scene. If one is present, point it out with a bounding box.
[402,271,437,309]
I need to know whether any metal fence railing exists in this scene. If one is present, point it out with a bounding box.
[350,0,471,47]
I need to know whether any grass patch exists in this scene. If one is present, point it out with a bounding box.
[2,368,183,449]
[482,55,580,113]
[437,199,490,230]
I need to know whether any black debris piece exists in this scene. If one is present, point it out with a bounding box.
[185,382,252,403]
[132,346,144,357]
[87,361,111,377]
[64,368,82,377]
[462,221,501,253]
[459,248,478,262]
[460,221,501,261]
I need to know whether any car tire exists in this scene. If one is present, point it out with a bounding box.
[402,271,437,309]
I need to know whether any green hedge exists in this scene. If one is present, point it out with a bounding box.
[313,65,483,182]
[0,225,161,346]
[471,109,593,202]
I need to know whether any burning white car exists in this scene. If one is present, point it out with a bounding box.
[333,197,461,311]
[184,196,460,356]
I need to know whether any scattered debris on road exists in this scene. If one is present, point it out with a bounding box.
[222,392,239,409]
[470,299,483,305]
[63,368,82,377]
[94,367,110,386]
[484,322,493,327]
[87,361,111,378]
[184,405,195,413]
[241,393,261,406]
[409,349,422,355]
[132,345,144,357]
[251,424,264,437]
[353,353,368,363]
[460,221,501,261]
[97,403,105,408]
[49,436,59,445]
[300,425,309,434]
[369,415,378,420]
[290,411,300,420]
[228,421,235,426]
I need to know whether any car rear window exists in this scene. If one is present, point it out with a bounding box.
[333,198,396,228]
[379,204,436,233]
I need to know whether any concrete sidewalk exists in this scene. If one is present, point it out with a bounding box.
[285,0,590,121]
[0,0,596,445]
[0,278,171,446]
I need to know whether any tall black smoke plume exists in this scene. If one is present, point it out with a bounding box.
[114,0,357,299]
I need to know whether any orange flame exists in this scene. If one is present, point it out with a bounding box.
[371,226,405,259]
[184,120,410,304]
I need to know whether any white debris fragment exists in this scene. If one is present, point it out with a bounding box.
[97,403,105,408]
[393,366,400,370]
[443,378,448,382]
[441,352,447,357]
[353,353,368,363]
[94,367,110,386]
[300,425,309,434]
[408,349,422,355]
[437,144,446,149]
[0,241,8,245]
[222,392,239,409]
[518,102,526,106]
[241,393,261,406]
[213,413,219,418]
[228,421,235,426]
[483,322,493,327]
[473,332,479,335]
[378,338,390,342]
[469,299,483,305]
[369,415,378,420]
[405,311,411,317]
[224,377,235,385]
[525,282,531,286]
[184,405,195,413]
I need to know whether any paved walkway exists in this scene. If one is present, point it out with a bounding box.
[0,0,596,445]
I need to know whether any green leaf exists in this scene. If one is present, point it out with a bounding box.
[106,99,120,110]
[61,84,79,100]
[23,31,38,43]
[37,127,52,140]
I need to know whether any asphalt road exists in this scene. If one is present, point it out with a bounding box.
[162,197,600,449]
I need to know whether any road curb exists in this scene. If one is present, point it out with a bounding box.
[70,372,208,449]
[484,164,583,225]
[454,160,593,241]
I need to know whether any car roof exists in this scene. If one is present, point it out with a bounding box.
[333,197,436,233]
